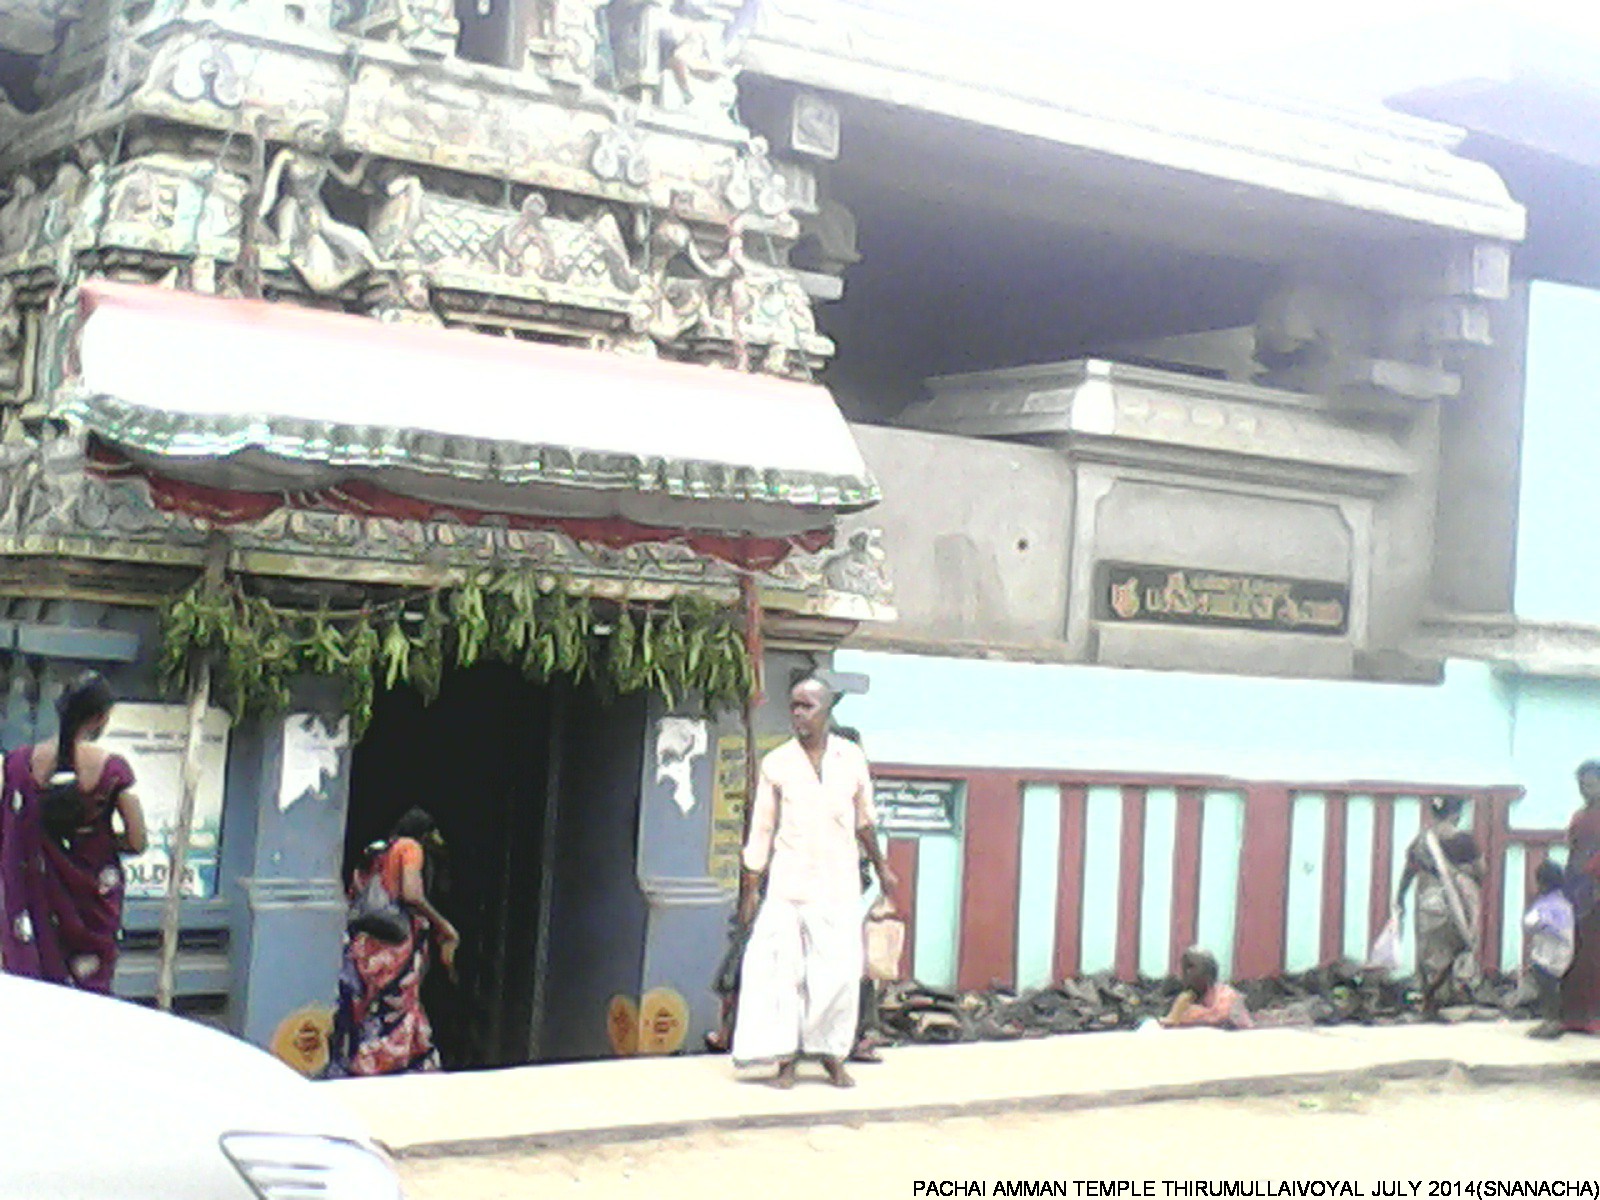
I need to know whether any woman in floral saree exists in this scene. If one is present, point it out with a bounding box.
[327,808,459,1076]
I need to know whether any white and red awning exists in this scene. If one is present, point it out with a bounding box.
[57,282,878,540]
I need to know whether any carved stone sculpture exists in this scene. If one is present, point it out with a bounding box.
[0,176,42,266]
[373,175,641,303]
[0,159,99,275]
[99,152,250,262]
[589,108,652,186]
[656,0,741,122]
[0,279,22,397]
[168,40,246,109]
[369,270,444,326]
[723,137,788,219]
[540,0,606,84]
[260,144,383,293]
[339,0,459,59]
[607,0,751,123]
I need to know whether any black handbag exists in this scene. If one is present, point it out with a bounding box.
[39,769,89,844]
[346,852,411,944]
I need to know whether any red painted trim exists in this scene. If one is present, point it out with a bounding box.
[872,762,1519,800]
[957,772,1024,991]
[886,838,919,981]
[1320,792,1348,965]
[1170,788,1204,973]
[1115,786,1146,980]
[1054,786,1087,981]
[1234,785,1293,979]
[1507,830,1565,848]
[1369,798,1395,948]
[1476,790,1508,968]
[1523,848,1540,964]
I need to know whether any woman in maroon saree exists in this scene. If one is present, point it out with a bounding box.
[1561,761,1600,1034]
[0,673,147,993]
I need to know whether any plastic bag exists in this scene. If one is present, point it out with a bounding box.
[864,900,906,982]
[1366,910,1402,972]
[347,871,410,944]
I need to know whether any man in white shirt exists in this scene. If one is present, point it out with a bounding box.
[733,678,897,1087]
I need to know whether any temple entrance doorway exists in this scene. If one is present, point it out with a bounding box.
[344,664,650,1068]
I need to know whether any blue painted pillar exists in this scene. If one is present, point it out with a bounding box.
[634,650,812,1053]
[227,694,352,1071]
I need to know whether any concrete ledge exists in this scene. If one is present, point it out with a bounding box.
[326,1022,1600,1160]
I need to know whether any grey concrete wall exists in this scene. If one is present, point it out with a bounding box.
[1368,401,1443,651]
[843,423,1074,647]
[1429,285,1527,615]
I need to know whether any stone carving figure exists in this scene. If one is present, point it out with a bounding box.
[644,197,731,341]
[485,193,561,278]
[0,88,21,156]
[0,279,23,396]
[260,134,382,293]
[607,0,755,121]
[338,0,458,58]
[574,206,641,292]
[723,136,787,218]
[647,203,731,284]
[370,270,444,326]
[392,0,459,57]
[656,0,756,122]
[540,0,605,83]
[0,176,40,263]
[589,107,651,186]
[821,529,892,604]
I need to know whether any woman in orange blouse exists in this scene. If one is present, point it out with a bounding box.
[328,808,459,1076]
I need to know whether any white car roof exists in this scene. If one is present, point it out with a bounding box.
[0,973,377,1200]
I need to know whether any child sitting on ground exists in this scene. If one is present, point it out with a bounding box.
[1161,946,1254,1030]
[1525,858,1575,1039]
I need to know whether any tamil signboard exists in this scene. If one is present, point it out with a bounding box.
[1097,562,1349,636]
[707,733,786,890]
[874,778,962,836]
[100,702,230,899]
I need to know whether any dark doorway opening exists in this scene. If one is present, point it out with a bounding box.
[345,664,652,1068]
[346,663,553,1069]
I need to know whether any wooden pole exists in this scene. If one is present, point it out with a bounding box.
[155,539,226,1012]
[737,576,764,913]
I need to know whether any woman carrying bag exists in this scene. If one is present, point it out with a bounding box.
[1396,795,1484,1018]
[327,807,459,1077]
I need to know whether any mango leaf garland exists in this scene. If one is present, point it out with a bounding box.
[158,570,756,737]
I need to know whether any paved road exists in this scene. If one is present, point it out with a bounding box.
[398,1078,1600,1199]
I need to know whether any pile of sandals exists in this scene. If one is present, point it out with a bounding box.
[874,965,1540,1045]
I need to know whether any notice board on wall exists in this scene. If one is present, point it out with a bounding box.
[100,702,230,899]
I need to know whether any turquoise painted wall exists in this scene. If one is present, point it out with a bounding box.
[1515,282,1600,624]
[1196,791,1244,979]
[1509,678,1600,830]
[836,648,1600,981]
[1016,783,1062,989]
[834,650,1514,786]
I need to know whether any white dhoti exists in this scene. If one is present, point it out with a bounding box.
[732,898,861,1066]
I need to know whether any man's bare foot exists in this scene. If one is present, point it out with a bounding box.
[771,1058,798,1089]
[848,1041,882,1064]
[821,1055,855,1088]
